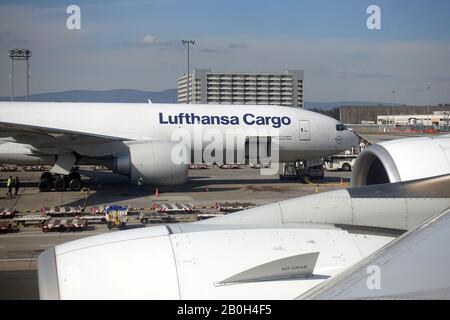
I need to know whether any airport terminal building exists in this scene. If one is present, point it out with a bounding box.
[339,104,450,124]
[377,111,450,127]
[178,69,304,108]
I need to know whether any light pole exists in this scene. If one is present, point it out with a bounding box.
[391,89,396,127]
[8,48,32,102]
[426,86,431,127]
[10,54,14,101]
[181,40,195,104]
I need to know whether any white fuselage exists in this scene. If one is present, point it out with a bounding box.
[0,102,358,166]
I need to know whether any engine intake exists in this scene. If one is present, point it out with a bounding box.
[352,136,450,187]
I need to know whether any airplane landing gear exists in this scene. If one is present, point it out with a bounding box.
[54,178,67,192]
[38,171,83,192]
[68,177,82,191]
[38,176,53,192]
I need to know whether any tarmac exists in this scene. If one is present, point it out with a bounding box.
[0,166,350,211]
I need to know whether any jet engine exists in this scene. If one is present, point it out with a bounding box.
[38,225,393,300]
[352,135,450,187]
[113,141,189,185]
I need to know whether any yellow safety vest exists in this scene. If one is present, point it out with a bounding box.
[6,178,12,187]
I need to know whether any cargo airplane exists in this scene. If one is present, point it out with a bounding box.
[0,102,357,191]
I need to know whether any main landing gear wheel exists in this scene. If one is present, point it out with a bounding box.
[69,179,82,191]
[68,172,82,191]
[38,178,52,192]
[38,171,83,192]
[54,179,66,192]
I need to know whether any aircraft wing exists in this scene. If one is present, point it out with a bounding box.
[0,120,130,150]
[298,207,450,300]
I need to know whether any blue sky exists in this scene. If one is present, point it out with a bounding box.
[1,0,450,104]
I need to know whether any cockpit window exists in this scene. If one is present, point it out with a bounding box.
[336,124,348,131]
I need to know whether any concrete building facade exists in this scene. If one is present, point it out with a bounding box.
[339,105,450,124]
[377,112,450,128]
[178,68,304,108]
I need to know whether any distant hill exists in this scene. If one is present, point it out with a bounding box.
[0,89,178,103]
[304,101,393,110]
[0,89,391,109]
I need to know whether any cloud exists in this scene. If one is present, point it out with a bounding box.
[228,42,248,49]
[333,71,395,80]
[427,75,450,83]
[142,34,156,45]
[115,36,181,49]
[0,30,30,45]
[195,47,227,53]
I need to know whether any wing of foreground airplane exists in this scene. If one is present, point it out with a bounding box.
[299,207,450,300]
[0,120,130,149]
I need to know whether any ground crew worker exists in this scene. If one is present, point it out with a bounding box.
[6,176,13,196]
[359,141,365,153]
[137,176,144,192]
[14,177,20,196]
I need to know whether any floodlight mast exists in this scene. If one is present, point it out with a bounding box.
[8,48,32,102]
[181,40,195,104]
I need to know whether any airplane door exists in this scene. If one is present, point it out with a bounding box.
[299,120,310,141]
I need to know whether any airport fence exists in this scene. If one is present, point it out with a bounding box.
[348,124,450,134]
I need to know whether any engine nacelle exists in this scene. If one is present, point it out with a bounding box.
[114,141,189,185]
[352,135,450,187]
[38,224,393,300]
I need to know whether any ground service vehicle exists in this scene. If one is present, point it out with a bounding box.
[105,205,128,230]
[301,159,324,180]
[324,155,357,172]
[280,160,324,181]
